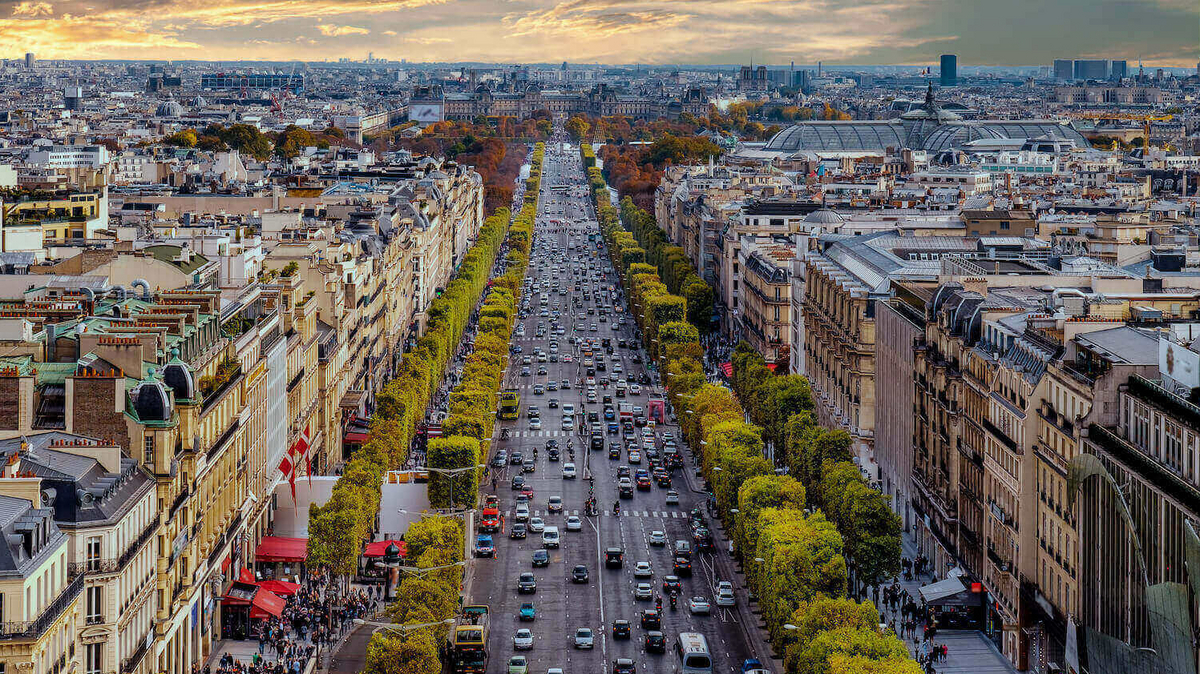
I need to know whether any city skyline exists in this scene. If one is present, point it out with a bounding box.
[0,0,1196,66]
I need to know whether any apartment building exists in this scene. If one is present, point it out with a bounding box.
[736,238,795,366]
[1,190,108,257]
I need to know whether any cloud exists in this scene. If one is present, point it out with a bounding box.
[0,0,1193,66]
[10,1,53,16]
[316,23,369,35]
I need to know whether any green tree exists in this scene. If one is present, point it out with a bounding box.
[426,436,481,508]
[363,629,442,674]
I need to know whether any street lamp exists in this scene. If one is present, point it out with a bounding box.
[382,542,402,600]
[398,559,469,574]
[783,624,798,631]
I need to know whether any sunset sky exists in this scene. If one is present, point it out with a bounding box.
[0,0,1196,66]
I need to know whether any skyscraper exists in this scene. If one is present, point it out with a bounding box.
[1053,59,1074,80]
[940,54,957,87]
[24,52,33,69]
[1073,59,1108,80]
[1110,60,1127,80]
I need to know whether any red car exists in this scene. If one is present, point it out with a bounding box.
[520,485,535,499]
[636,476,652,490]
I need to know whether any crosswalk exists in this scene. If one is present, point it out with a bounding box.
[505,430,573,438]
[504,509,687,519]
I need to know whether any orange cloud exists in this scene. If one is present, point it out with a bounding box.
[316,23,370,36]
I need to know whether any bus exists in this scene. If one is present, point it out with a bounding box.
[675,632,712,674]
[448,605,489,673]
[498,389,520,420]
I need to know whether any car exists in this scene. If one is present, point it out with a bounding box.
[565,516,582,531]
[640,609,661,630]
[562,379,572,389]
[538,366,548,375]
[529,417,542,430]
[547,381,559,391]
[561,415,574,430]
[562,462,577,478]
[508,655,529,674]
[510,523,527,539]
[515,504,530,522]
[521,367,531,377]
[492,450,508,467]
[547,398,559,409]
[572,564,589,583]
[716,581,735,606]
[475,535,494,557]
[573,627,594,649]
[636,474,651,490]
[674,556,692,576]
[519,602,536,621]
[511,474,525,490]
[518,572,537,594]
[661,575,682,595]
[542,526,560,548]
[532,550,549,567]
[649,530,666,546]
[629,383,641,395]
[628,451,641,464]
[547,496,563,513]
[689,596,711,615]
[547,447,560,462]
[511,451,525,465]
[533,384,545,395]
[612,658,636,674]
[645,630,667,654]
[605,547,624,568]
[618,478,634,498]
[513,628,534,650]
[520,484,534,499]
[633,561,653,578]
[665,490,680,505]
[522,458,536,473]
[634,583,653,600]
[612,619,631,640]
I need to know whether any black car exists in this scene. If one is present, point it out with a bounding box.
[605,547,624,568]
[645,631,666,654]
[510,523,527,539]
[673,557,692,577]
[612,659,636,674]
[511,474,525,490]
[640,609,661,630]
[572,564,589,583]
[590,434,605,450]
[609,446,621,460]
[510,451,524,465]
[548,448,560,462]
[517,572,537,594]
[612,619,631,640]
[617,465,631,478]
[532,550,549,568]
[661,575,682,595]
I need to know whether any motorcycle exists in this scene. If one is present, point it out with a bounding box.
[613,503,621,516]
[669,594,677,610]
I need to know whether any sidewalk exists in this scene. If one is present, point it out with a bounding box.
[880,529,1016,674]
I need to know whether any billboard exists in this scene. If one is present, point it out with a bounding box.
[409,103,443,124]
[1160,339,1200,394]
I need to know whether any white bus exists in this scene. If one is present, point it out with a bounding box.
[675,632,712,674]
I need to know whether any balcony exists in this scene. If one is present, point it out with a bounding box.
[168,487,189,519]
[981,417,1018,453]
[122,631,154,674]
[0,572,85,640]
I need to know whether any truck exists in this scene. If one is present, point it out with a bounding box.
[498,389,520,420]
[618,402,634,424]
[448,605,489,673]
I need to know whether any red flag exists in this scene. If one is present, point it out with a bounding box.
[279,454,297,511]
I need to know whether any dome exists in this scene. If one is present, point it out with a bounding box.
[192,95,207,108]
[131,380,172,422]
[156,99,184,118]
[161,352,195,401]
[804,209,845,226]
[763,121,907,153]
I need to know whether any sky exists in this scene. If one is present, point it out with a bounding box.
[0,0,1196,67]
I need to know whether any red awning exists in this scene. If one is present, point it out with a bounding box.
[765,363,778,372]
[250,589,285,619]
[255,536,308,563]
[238,567,255,584]
[362,539,408,558]
[720,362,733,377]
[259,580,301,596]
[344,431,371,444]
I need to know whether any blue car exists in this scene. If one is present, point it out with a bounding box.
[475,535,494,557]
[607,422,619,434]
[519,602,536,621]
[742,659,769,674]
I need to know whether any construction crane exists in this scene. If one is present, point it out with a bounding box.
[1062,111,1174,148]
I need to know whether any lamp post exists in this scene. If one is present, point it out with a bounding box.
[382,542,402,601]
[353,617,456,635]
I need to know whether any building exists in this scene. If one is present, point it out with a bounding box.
[736,238,794,366]
[1073,59,1109,81]
[1054,59,1075,81]
[941,55,958,87]
[199,73,304,93]
[409,83,711,123]
[24,53,33,68]
[26,145,110,170]
[1110,60,1128,80]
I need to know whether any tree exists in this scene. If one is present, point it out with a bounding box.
[427,433,481,508]
[565,115,590,142]
[166,129,198,148]
[403,516,464,563]
[363,629,442,674]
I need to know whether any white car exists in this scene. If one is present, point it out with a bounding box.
[513,628,534,650]
[633,561,653,578]
[562,462,577,479]
[649,530,666,546]
[716,581,735,606]
[515,504,530,522]
[689,596,712,615]
[565,515,582,531]
[562,403,575,416]
[574,627,594,649]
[561,415,574,430]
[665,491,680,505]
[629,383,641,395]
[529,517,545,533]
[529,417,542,430]
[634,583,653,600]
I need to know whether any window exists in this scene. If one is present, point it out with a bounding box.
[86,585,102,624]
[143,434,155,465]
[85,643,101,674]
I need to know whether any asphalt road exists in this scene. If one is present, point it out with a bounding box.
[463,137,760,674]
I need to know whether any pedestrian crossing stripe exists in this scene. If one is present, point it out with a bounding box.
[502,509,682,518]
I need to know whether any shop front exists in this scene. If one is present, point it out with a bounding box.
[919,576,984,630]
[220,573,287,641]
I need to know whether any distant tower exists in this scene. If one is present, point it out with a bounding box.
[64,86,82,111]
[24,52,33,69]
[939,54,957,87]
[817,61,822,77]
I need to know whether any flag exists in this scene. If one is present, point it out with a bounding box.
[278,455,297,509]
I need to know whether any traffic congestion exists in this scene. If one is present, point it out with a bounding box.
[457,133,765,674]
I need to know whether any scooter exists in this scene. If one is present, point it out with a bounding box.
[670,593,678,610]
